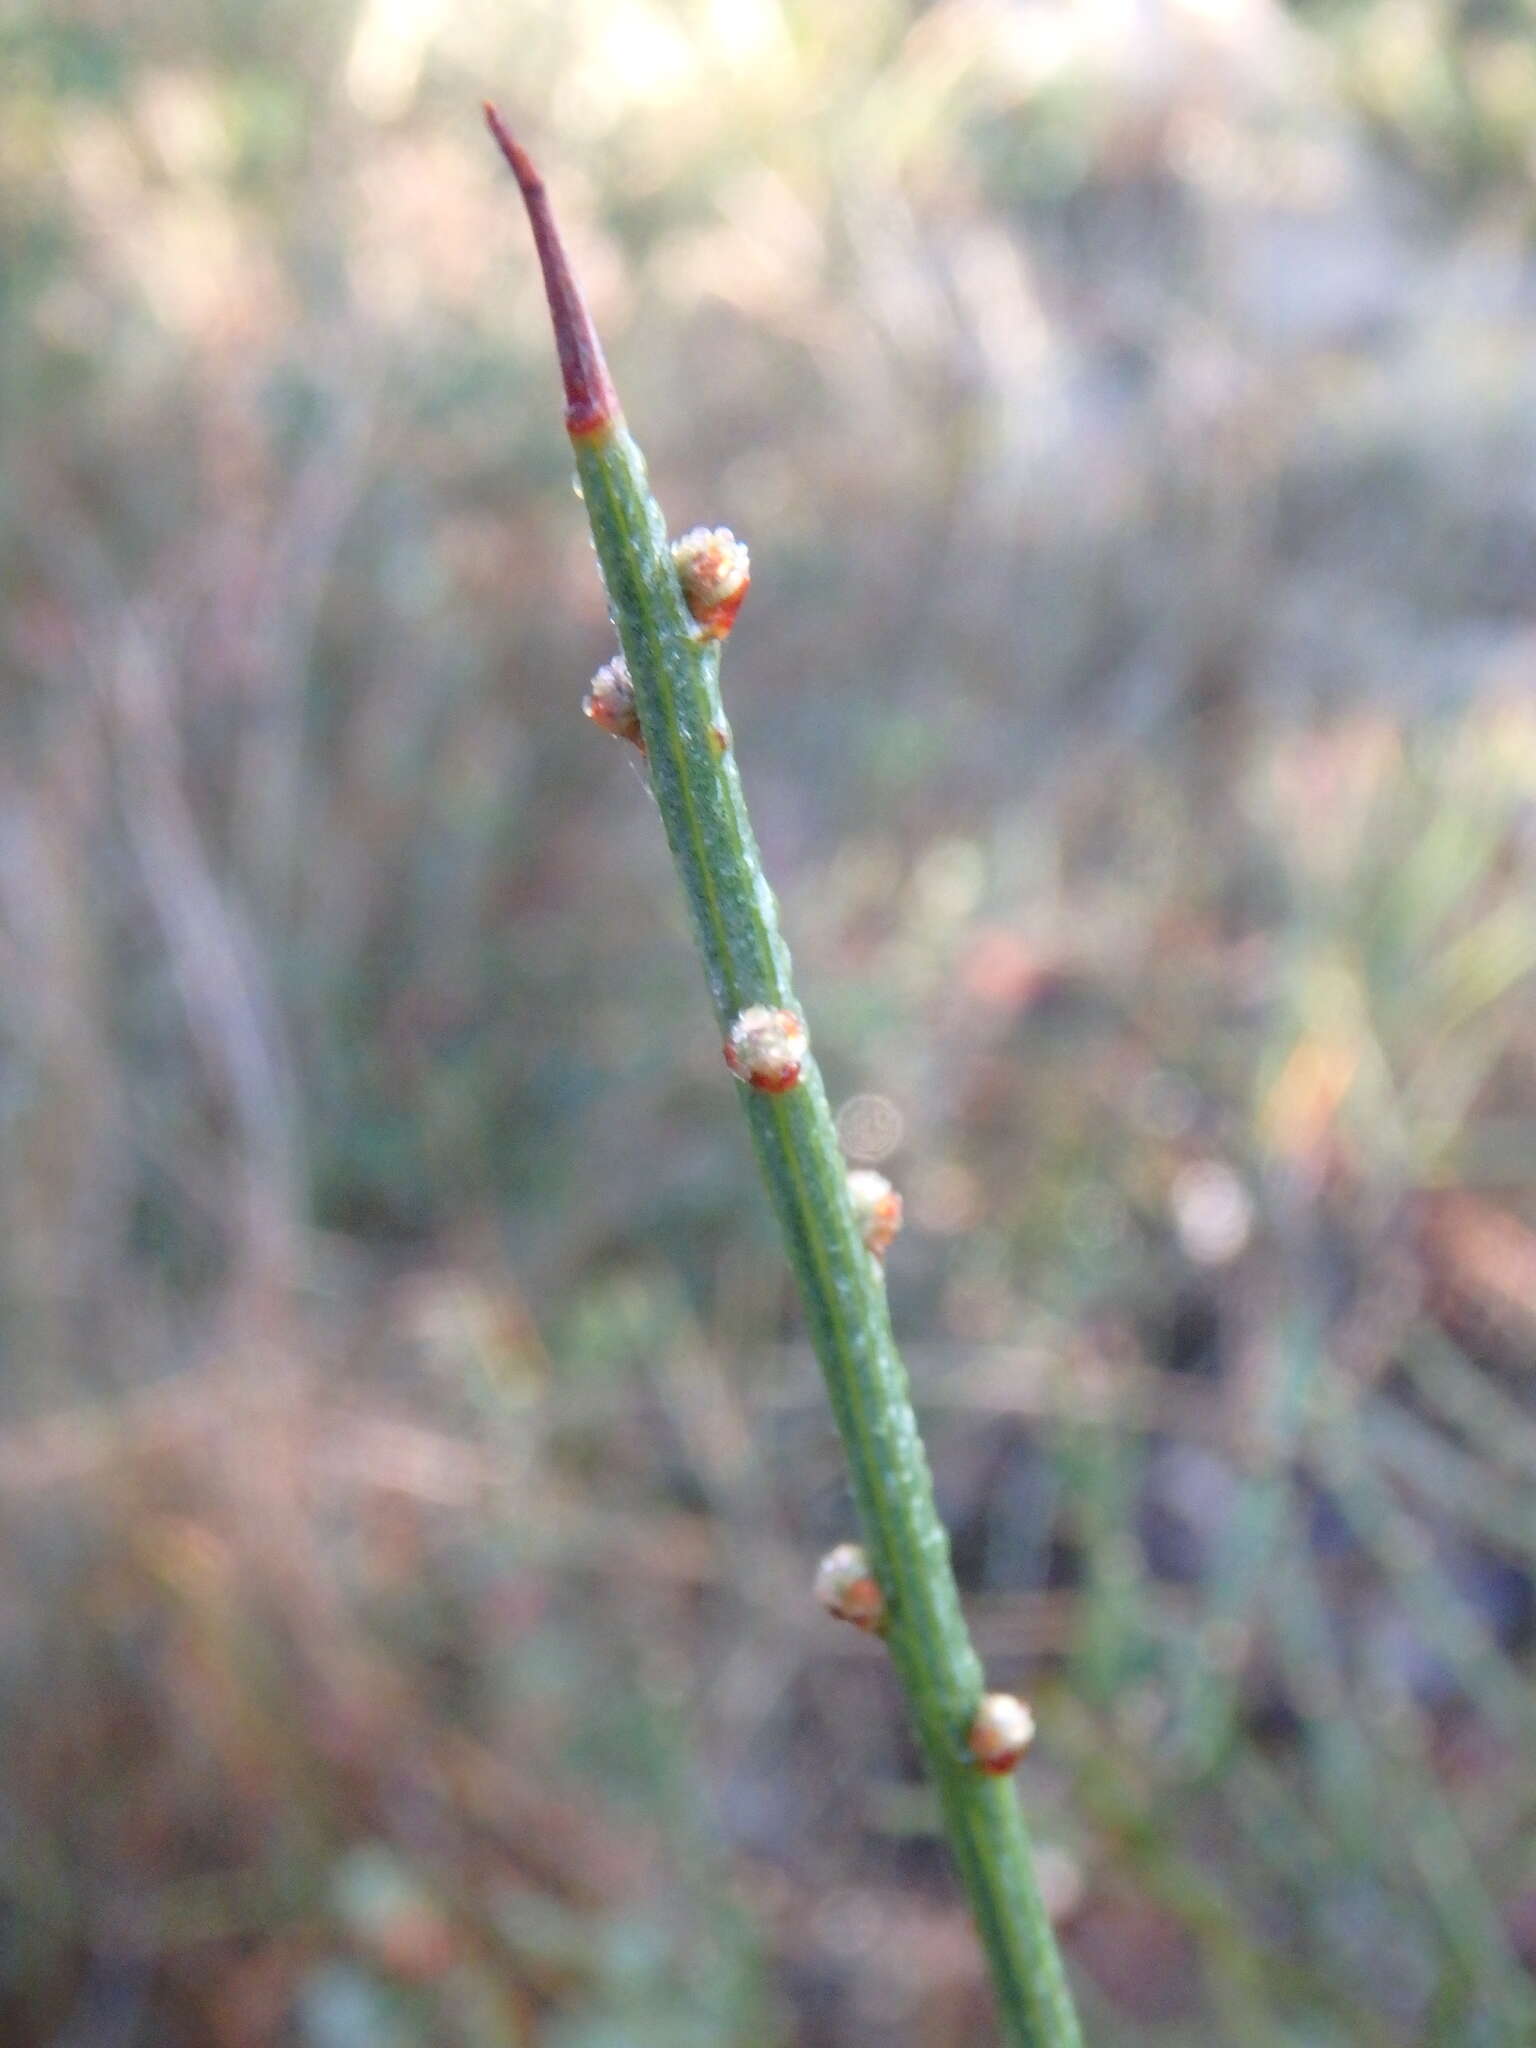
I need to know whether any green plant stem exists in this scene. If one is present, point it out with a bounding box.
[578,420,1080,2047]
[488,110,1081,2047]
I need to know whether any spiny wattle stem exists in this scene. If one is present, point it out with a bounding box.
[488,113,1083,2048]
[484,103,619,437]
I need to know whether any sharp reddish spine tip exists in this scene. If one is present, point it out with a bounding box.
[483,103,620,438]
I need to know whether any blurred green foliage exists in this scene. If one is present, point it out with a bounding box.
[4,0,1536,2041]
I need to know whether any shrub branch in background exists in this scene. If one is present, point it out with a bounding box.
[486,105,1083,2048]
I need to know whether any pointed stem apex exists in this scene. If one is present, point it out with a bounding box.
[484,103,620,439]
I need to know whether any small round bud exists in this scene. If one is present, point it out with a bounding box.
[724,1005,807,1093]
[847,1169,904,1259]
[814,1543,887,1632]
[672,526,751,640]
[583,654,643,750]
[967,1692,1035,1775]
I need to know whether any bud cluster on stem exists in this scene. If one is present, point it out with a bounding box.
[672,525,751,640]
[815,1542,888,1633]
[583,653,643,748]
[846,1167,904,1259]
[969,1691,1037,1776]
[724,1004,807,1093]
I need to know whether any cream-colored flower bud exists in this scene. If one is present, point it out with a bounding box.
[847,1169,904,1259]
[582,653,643,749]
[724,1005,807,1093]
[672,526,751,640]
[814,1542,887,1632]
[967,1692,1035,1775]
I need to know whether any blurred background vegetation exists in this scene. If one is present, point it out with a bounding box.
[5,0,1536,2040]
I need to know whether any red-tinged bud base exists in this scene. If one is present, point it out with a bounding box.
[586,702,644,749]
[691,589,748,641]
[724,1050,803,1093]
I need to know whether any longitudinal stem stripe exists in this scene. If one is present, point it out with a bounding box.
[489,108,1083,2048]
